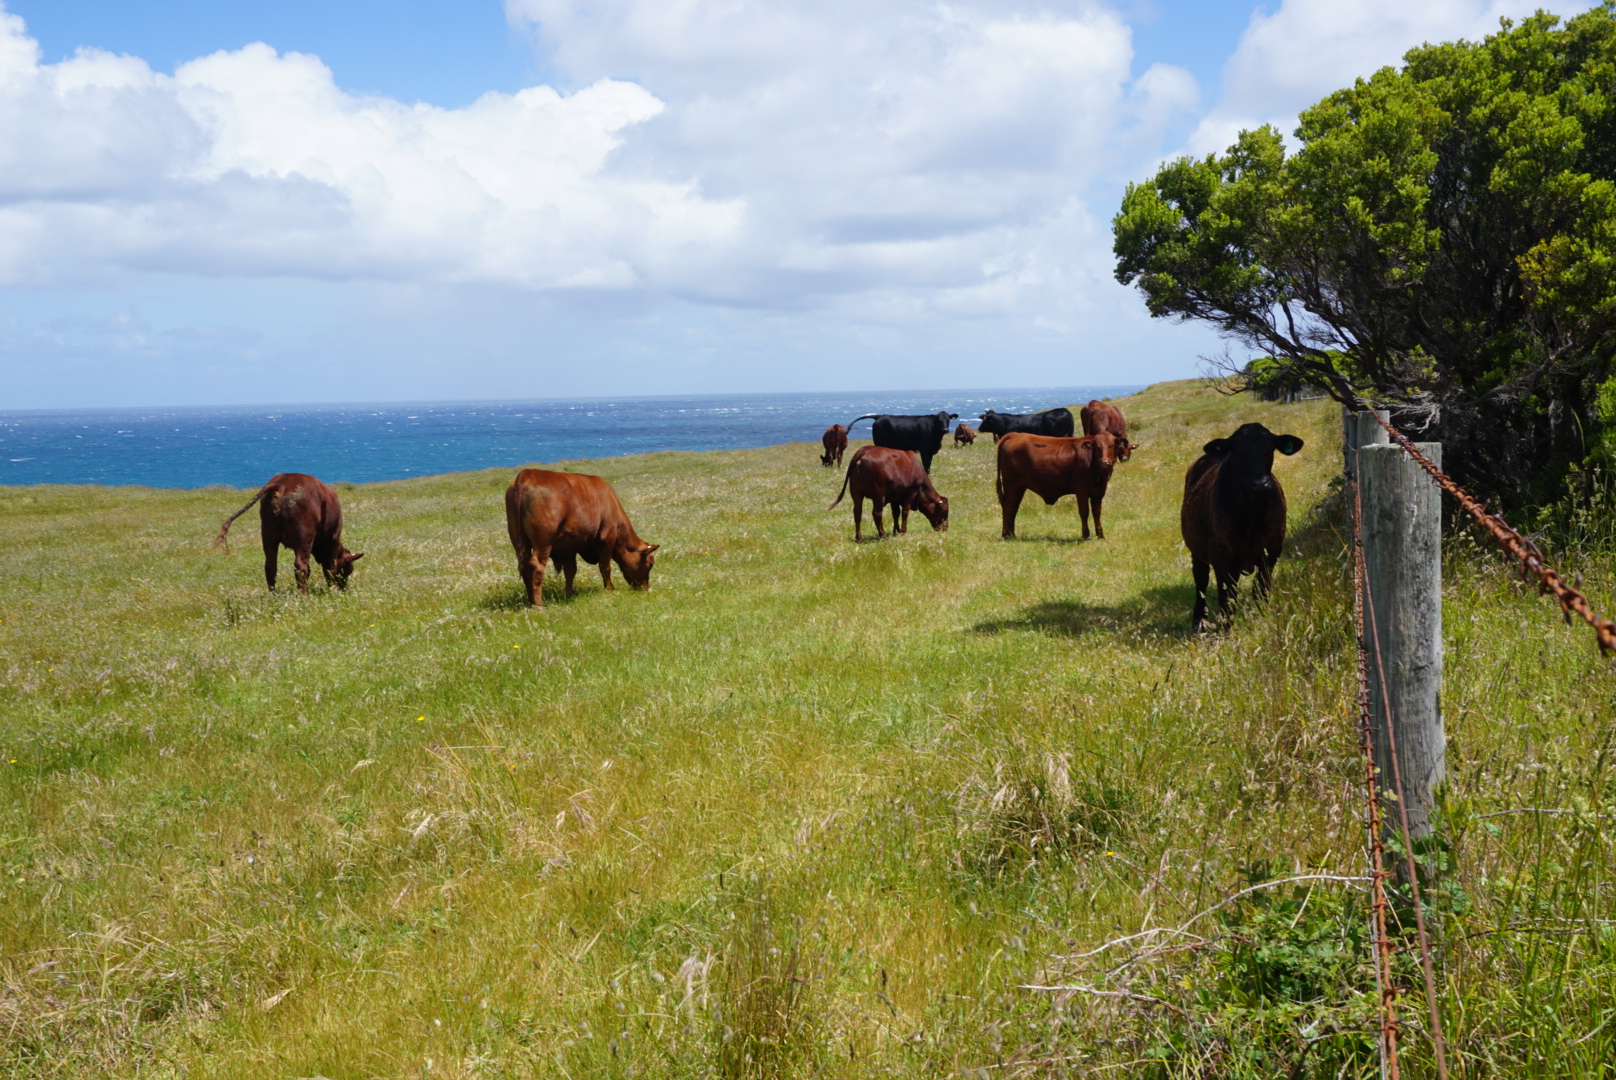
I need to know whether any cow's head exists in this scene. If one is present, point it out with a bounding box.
[1113,435,1135,462]
[977,410,1005,435]
[933,411,956,431]
[917,491,950,531]
[1204,423,1303,494]
[330,549,364,589]
[618,542,660,589]
[1089,432,1124,467]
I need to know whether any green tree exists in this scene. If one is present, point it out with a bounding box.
[1113,5,1616,501]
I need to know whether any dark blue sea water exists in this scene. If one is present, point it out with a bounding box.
[0,387,1140,490]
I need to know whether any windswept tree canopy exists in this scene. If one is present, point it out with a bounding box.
[1113,6,1616,500]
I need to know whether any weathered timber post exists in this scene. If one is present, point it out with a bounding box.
[1342,407,1389,484]
[1358,442,1445,843]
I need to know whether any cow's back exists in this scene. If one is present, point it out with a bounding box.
[848,445,922,495]
[263,473,341,535]
[1081,401,1126,438]
[1041,408,1076,438]
[999,433,1090,499]
[509,470,623,550]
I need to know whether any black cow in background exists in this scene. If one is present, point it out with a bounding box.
[847,411,958,473]
[976,407,1074,442]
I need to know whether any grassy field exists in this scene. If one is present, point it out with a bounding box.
[2,380,1613,1078]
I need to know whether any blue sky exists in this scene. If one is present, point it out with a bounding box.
[0,0,1592,407]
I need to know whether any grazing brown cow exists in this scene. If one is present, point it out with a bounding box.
[1180,422,1304,628]
[995,431,1130,540]
[505,469,659,607]
[954,423,977,447]
[820,424,849,467]
[1079,400,1132,461]
[216,473,363,593]
[828,446,949,541]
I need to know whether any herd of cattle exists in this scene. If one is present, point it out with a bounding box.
[215,400,1303,627]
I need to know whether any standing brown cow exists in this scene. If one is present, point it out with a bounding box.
[995,431,1130,540]
[216,473,363,593]
[1080,400,1129,441]
[505,469,659,607]
[828,446,949,541]
[954,423,977,447]
[1180,422,1303,628]
[820,424,849,467]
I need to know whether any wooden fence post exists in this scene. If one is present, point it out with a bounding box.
[1358,442,1445,843]
[1342,407,1389,484]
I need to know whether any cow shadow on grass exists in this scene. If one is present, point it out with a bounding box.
[970,583,1196,640]
[1000,533,1093,546]
[479,584,584,611]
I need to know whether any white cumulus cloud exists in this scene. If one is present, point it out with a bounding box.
[508,0,1195,315]
[0,6,738,289]
[1189,0,1600,155]
[0,0,1199,320]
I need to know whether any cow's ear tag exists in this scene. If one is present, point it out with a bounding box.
[1203,438,1230,455]
[1275,435,1304,456]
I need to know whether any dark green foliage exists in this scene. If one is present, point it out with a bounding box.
[1114,5,1616,503]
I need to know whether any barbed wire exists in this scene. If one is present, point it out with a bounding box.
[1367,411,1616,655]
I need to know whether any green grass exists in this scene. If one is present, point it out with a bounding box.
[1,380,1613,1078]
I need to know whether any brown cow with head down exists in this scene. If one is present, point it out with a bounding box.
[954,423,976,447]
[216,473,363,593]
[828,446,949,541]
[996,431,1130,540]
[505,469,659,607]
[820,424,848,467]
[1180,422,1303,628]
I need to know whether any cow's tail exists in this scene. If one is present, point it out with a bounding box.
[995,451,1004,505]
[845,414,879,431]
[214,484,272,553]
[827,454,857,510]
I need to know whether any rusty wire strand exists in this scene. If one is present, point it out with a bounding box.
[1350,462,1401,1080]
[1367,410,1616,654]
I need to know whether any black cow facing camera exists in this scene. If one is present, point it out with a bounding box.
[1180,422,1304,628]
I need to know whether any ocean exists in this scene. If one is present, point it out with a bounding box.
[0,387,1141,490]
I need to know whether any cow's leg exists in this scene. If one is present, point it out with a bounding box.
[595,552,613,592]
[1092,495,1105,540]
[262,535,279,591]
[1077,495,1092,539]
[853,495,864,542]
[293,547,313,594]
[896,500,909,535]
[1256,539,1283,597]
[527,543,554,606]
[919,451,934,474]
[1000,485,1024,538]
[873,497,887,539]
[1215,566,1239,620]
[515,542,536,603]
[552,554,579,596]
[1191,556,1211,628]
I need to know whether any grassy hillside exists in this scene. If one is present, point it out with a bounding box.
[1,381,1612,1078]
